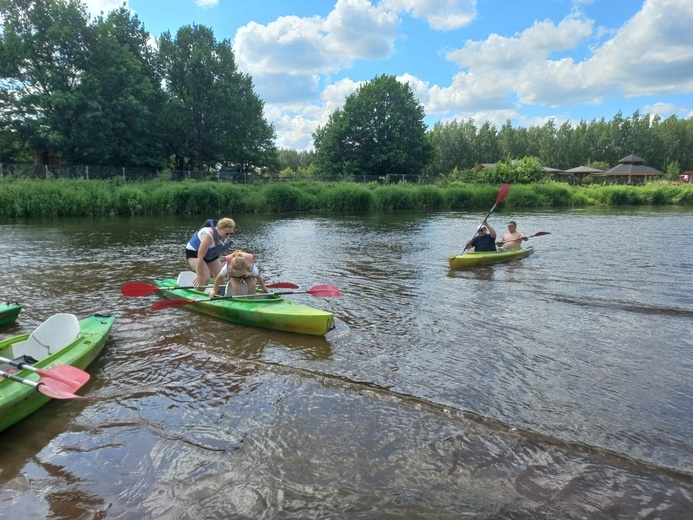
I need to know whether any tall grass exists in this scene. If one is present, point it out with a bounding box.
[323,183,374,211]
[372,184,419,210]
[0,178,690,219]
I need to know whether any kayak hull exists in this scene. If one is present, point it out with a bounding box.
[448,247,534,268]
[0,302,22,328]
[0,314,116,433]
[153,278,334,336]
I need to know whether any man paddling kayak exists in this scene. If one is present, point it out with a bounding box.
[465,220,497,252]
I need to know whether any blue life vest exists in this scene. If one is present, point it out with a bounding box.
[187,219,231,261]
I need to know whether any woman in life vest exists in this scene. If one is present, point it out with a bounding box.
[210,250,267,297]
[185,218,236,287]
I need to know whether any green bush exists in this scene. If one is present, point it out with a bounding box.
[115,186,148,215]
[325,183,374,211]
[416,185,445,210]
[372,184,418,210]
[264,183,314,212]
[444,186,476,210]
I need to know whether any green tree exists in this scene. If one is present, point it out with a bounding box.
[665,160,681,181]
[475,121,499,164]
[0,0,167,167]
[314,74,432,177]
[158,24,276,171]
[426,119,473,178]
[537,119,558,167]
[498,120,525,162]
[76,7,167,167]
[278,148,315,172]
[0,0,94,162]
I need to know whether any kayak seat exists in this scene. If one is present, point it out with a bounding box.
[176,271,196,287]
[12,313,81,361]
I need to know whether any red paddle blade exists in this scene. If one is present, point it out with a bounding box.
[121,282,158,297]
[36,370,91,400]
[266,282,299,289]
[531,231,551,237]
[36,364,91,387]
[496,183,511,204]
[306,284,341,297]
[151,298,196,311]
[37,381,91,400]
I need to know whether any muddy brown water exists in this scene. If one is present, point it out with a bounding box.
[0,208,692,518]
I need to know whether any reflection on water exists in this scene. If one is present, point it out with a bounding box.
[1,209,692,518]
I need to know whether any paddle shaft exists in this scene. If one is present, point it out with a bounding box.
[0,369,89,400]
[1,369,41,389]
[121,281,298,297]
[151,284,340,311]
[497,231,550,245]
[0,356,89,386]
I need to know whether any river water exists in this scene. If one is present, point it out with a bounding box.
[0,208,692,519]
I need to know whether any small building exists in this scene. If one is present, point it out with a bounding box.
[218,165,244,182]
[595,154,663,185]
[34,149,60,178]
[476,163,497,170]
[560,165,604,185]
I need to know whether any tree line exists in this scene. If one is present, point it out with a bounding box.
[2,1,691,182]
[425,112,693,179]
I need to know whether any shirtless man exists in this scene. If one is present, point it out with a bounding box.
[496,221,527,249]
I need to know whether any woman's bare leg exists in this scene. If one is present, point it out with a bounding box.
[188,258,211,283]
[208,258,223,278]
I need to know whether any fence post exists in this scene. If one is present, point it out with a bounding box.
[86,165,89,179]
[123,167,126,182]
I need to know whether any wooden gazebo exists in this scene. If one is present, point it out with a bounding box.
[595,154,663,185]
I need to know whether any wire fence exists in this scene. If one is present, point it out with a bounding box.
[0,163,424,184]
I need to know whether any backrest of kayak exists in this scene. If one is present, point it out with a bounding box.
[5,313,81,361]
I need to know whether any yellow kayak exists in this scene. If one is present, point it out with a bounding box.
[448,247,534,268]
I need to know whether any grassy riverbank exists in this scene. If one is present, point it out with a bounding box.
[0,179,691,218]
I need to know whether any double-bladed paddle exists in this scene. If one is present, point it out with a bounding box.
[497,231,551,245]
[151,284,341,311]
[121,281,299,297]
[462,183,511,254]
[0,356,90,387]
[0,369,92,400]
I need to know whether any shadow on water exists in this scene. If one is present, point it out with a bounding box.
[447,265,495,281]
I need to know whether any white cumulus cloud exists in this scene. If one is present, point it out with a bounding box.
[381,0,477,30]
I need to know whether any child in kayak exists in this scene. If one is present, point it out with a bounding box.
[209,250,268,297]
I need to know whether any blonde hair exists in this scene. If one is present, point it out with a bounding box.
[217,217,235,231]
[230,253,249,276]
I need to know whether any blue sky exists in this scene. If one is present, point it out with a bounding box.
[85,0,693,150]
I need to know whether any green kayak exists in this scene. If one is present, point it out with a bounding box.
[0,313,116,433]
[448,247,534,268]
[153,278,335,336]
[0,302,22,328]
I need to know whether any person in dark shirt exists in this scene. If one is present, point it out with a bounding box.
[465,220,497,251]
